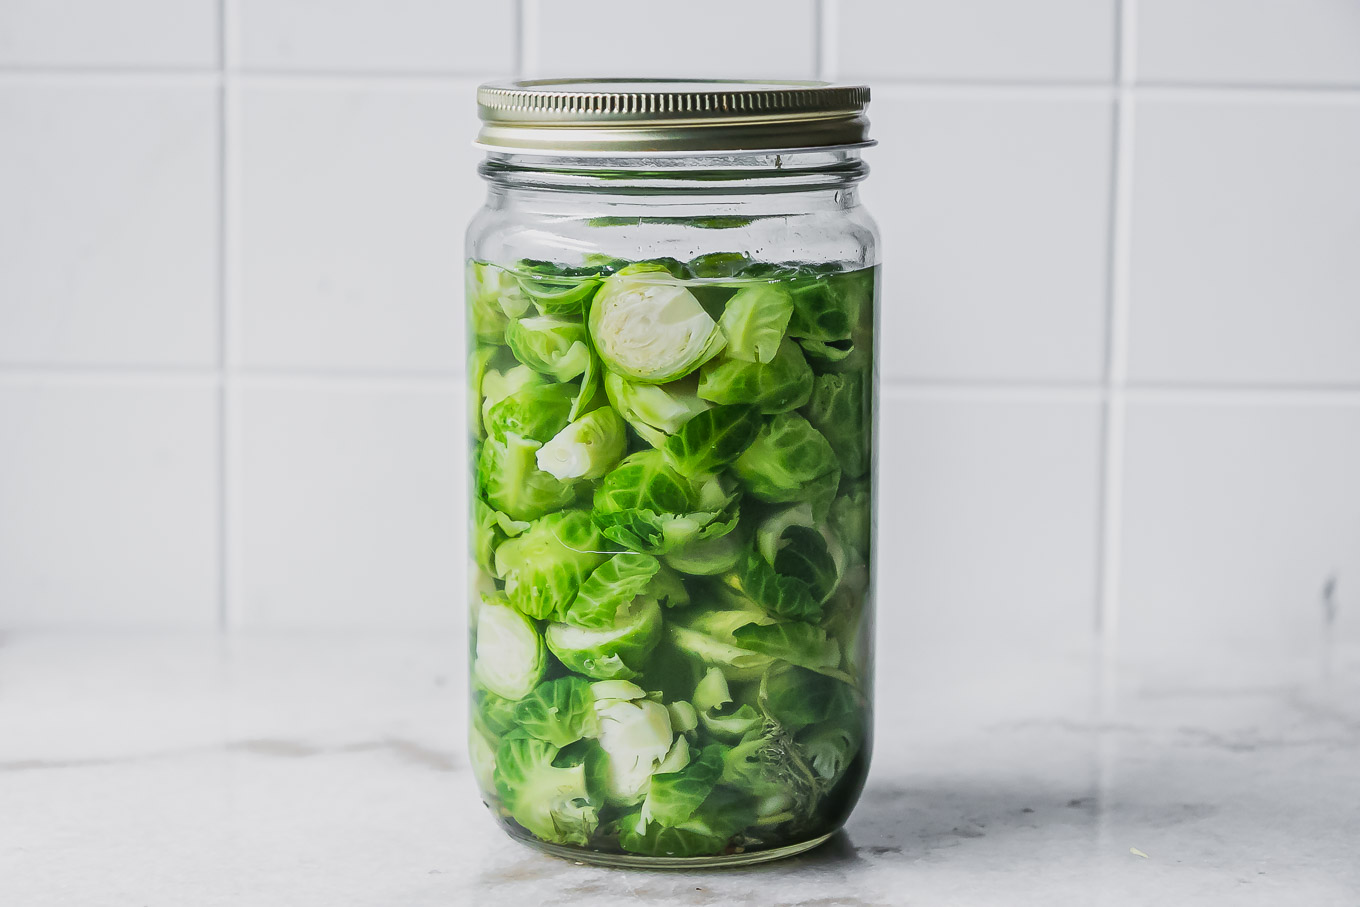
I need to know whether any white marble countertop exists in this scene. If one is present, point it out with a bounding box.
[2,632,1357,906]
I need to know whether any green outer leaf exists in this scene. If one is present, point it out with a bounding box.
[759,665,842,731]
[717,284,794,363]
[484,381,575,443]
[517,274,600,315]
[662,404,761,476]
[696,339,814,414]
[493,736,599,846]
[506,314,591,382]
[787,271,861,342]
[738,549,822,622]
[495,511,605,620]
[512,676,599,748]
[476,431,577,522]
[640,745,725,828]
[803,370,870,479]
[566,553,661,629]
[730,621,841,674]
[730,413,841,513]
[545,598,664,681]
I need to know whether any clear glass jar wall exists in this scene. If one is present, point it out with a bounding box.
[466,132,877,867]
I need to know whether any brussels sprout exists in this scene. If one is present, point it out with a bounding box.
[731,413,840,518]
[668,609,776,682]
[469,722,498,792]
[786,269,865,343]
[662,404,761,477]
[592,690,676,806]
[637,744,724,831]
[797,717,862,784]
[480,364,542,425]
[759,665,846,732]
[513,676,599,747]
[697,339,814,414]
[691,668,762,742]
[506,314,591,382]
[687,251,751,278]
[603,372,710,449]
[732,504,847,622]
[517,273,601,315]
[731,621,842,676]
[484,381,575,443]
[830,483,872,565]
[662,524,749,576]
[546,597,664,680]
[617,786,755,857]
[717,284,794,363]
[592,450,739,555]
[468,261,531,342]
[565,552,660,628]
[494,511,605,620]
[797,337,856,363]
[473,596,546,701]
[476,431,578,523]
[804,371,869,479]
[494,736,599,845]
[472,498,529,578]
[535,406,626,482]
[590,265,726,383]
[476,688,521,737]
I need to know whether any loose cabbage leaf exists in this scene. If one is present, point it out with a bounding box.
[730,621,841,674]
[495,511,606,620]
[639,744,725,829]
[506,314,591,382]
[566,553,661,629]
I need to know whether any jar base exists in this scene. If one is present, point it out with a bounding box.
[505,828,835,870]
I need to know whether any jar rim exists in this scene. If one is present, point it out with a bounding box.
[476,78,872,155]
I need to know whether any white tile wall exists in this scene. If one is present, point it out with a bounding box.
[1138,0,1360,87]
[233,383,464,628]
[1119,400,1360,684]
[0,79,219,367]
[234,80,480,373]
[0,381,219,627]
[1127,97,1360,386]
[0,0,218,68]
[528,0,817,80]
[234,0,515,74]
[0,0,1357,696]
[869,91,1113,383]
[835,0,1117,83]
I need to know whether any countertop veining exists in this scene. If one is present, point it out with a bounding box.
[2,632,1357,906]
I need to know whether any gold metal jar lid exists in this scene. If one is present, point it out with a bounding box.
[476,79,872,155]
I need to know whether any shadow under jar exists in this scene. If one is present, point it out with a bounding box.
[465,79,878,868]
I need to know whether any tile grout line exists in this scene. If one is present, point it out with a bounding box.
[217,0,234,633]
[1094,0,1139,856]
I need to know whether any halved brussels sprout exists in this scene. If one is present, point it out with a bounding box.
[494,510,605,621]
[662,404,761,477]
[476,431,578,522]
[804,370,870,479]
[697,339,814,414]
[731,412,840,518]
[731,504,847,622]
[512,676,599,747]
[592,450,739,555]
[668,608,776,682]
[484,381,575,443]
[506,314,592,382]
[603,372,710,449]
[590,265,726,383]
[468,261,531,342]
[592,689,676,806]
[480,364,542,426]
[535,406,627,482]
[546,597,664,680]
[494,736,599,845]
[472,498,529,578]
[473,596,545,701]
[717,283,794,364]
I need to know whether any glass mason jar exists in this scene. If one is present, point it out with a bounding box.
[465,80,877,868]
